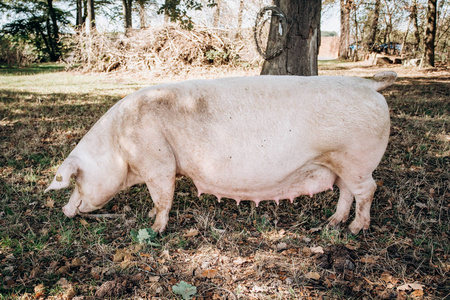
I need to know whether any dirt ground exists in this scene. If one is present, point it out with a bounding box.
[0,62,449,299]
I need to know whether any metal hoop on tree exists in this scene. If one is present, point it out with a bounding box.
[257,0,321,76]
[254,6,288,60]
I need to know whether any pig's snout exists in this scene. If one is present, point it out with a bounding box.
[62,204,78,218]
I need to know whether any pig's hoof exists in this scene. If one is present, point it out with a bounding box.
[151,221,167,234]
[148,208,157,219]
[328,213,348,227]
[348,220,369,235]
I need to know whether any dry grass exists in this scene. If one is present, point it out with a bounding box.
[0,63,448,299]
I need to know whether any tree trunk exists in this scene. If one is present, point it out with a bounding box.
[424,0,437,67]
[86,0,95,34]
[76,0,83,27]
[261,0,321,76]
[47,0,59,41]
[235,0,244,38]
[213,0,221,28]
[35,25,53,61]
[45,17,56,61]
[339,0,352,59]
[122,0,133,31]
[47,0,60,61]
[412,0,421,52]
[138,0,147,29]
[401,14,411,56]
[352,2,358,61]
[368,0,380,50]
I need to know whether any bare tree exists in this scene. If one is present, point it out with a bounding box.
[122,0,133,30]
[368,0,381,50]
[412,0,421,52]
[424,0,437,66]
[76,0,83,27]
[235,0,244,37]
[213,0,221,27]
[261,0,321,76]
[86,0,95,34]
[137,0,148,28]
[339,0,352,59]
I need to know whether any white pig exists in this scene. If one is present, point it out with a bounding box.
[45,72,396,234]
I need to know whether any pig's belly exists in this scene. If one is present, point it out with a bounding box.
[189,164,337,205]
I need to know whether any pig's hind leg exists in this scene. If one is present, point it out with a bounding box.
[346,176,376,234]
[319,151,379,234]
[338,174,377,235]
[328,177,353,227]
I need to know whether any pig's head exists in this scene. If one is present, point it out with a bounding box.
[45,153,130,217]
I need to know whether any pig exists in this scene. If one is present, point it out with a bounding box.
[45,71,396,234]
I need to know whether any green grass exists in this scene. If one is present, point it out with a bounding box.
[0,63,66,75]
[0,64,449,299]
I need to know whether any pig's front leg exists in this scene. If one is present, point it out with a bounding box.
[146,173,176,233]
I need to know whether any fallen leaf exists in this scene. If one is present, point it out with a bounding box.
[114,248,132,263]
[360,255,378,264]
[277,242,288,251]
[34,284,45,298]
[29,267,42,279]
[309,227,322,233]
[305,272,321,280]
[44,197,54,208]
[79,219,89,226]
[148,276,160,282]
[345,243,360,250]
[56,278,71,289]
[183,228,199,237]
[302,236,312,243]
[415,202,427,209]
[397,282,424,291]
[310,246,324,254]
[56,266,69,275]
[71,257,82,267]
[380,271,393,283]
[233,257,247,265]
[201,269,218,278]
[95,278,130,298]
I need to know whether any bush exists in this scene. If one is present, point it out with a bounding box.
[0,34,37,66]
[65,25,260,73]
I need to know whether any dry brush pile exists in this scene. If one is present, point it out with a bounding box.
[67,26,259,74]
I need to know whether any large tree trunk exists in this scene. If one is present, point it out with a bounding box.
[86,0,95,34]
[122,0,133,31]
[235,0,244,38]
[76,0,83,27]
[261,0,321,76]
[213,0,221,28]
[367,0,380,50]
[412,0,421,52]
[47,0,59,41]
[138,0,147,29]
[424,0,437,67]
[45,17,57,61]
[339,0,352,59]
[47,0,60,60]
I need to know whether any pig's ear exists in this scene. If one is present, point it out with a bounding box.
[44,158,79,192]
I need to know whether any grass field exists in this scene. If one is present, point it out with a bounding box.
[0,63,449,299]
